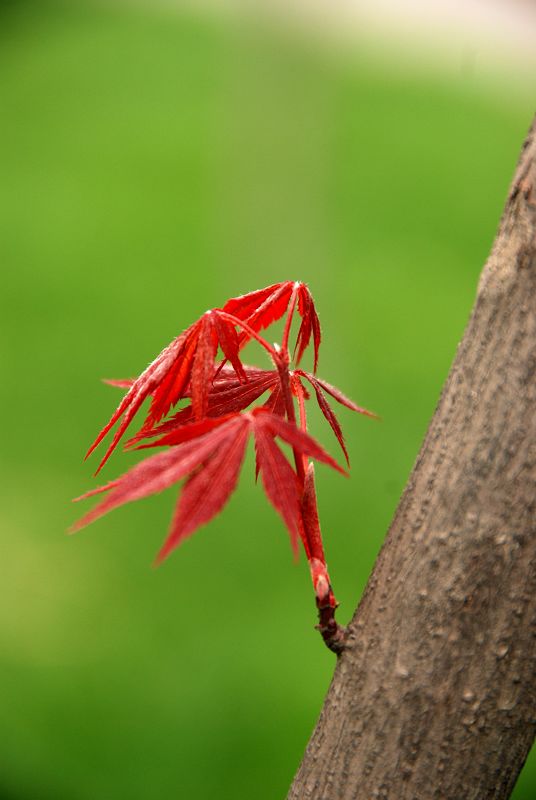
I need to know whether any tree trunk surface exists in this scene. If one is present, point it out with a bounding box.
[288,119,536,800]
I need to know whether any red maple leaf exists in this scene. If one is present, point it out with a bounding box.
[75,282,377,653]
[222,281,294,342]
[73,410,345,560]
[295,371,378,465]
[85,309,254,473]
[127,367,279,447]
[294,283,321,372]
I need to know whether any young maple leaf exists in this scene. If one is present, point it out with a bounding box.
[295,370,378,465]
[262,383,286,417]
[293,283,321,372]
[73,409,345,562]
[223,281,322,369]
[222,281,295,342]
[127,368,279,447]
[85,309,249,473]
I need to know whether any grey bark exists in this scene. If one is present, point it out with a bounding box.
[288,118,536,800]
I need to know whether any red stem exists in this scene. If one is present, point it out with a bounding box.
[276,360,306,486]
[293,376,309,478]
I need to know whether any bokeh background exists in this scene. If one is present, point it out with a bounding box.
[1,1,535,797]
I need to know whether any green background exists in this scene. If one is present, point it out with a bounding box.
[1,2,534,797]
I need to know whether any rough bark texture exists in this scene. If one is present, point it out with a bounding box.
[288,119,536,800]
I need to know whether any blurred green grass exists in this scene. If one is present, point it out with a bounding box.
[1,2,534,798]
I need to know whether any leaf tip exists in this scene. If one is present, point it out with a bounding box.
[68,515,87,535]
[154,549,172,568]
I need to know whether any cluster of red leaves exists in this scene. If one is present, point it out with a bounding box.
[74,281,376,614]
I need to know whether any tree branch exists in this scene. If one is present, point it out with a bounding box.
[288,117,536,800]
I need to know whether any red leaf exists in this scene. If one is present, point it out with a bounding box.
[253,409,347,476]
[223,282,294,347]
[262,383,286,417]
[300,375,350,465]
[87,313,250,470]
[294,284,321,372]
[76,407,341,563]
[156,421,250,562]
[223,282,291,323]
[209,365,273,394]
[147,324,200,425]
[128,370,278,447]
[294,285,312,366]
[253,425,301,556]
[300,373,378,418]
[213,364,268,382]
[310,304,321,374]
[204,370,277,417]
[73,416,245,532]
[190,314,218,419]
[212,313,247,383]
[128,406,195,445]
[86,326,195,472]
[88,385,156,475]
[141,415,237,449]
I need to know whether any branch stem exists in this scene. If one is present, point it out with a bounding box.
[276,360,306,486]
